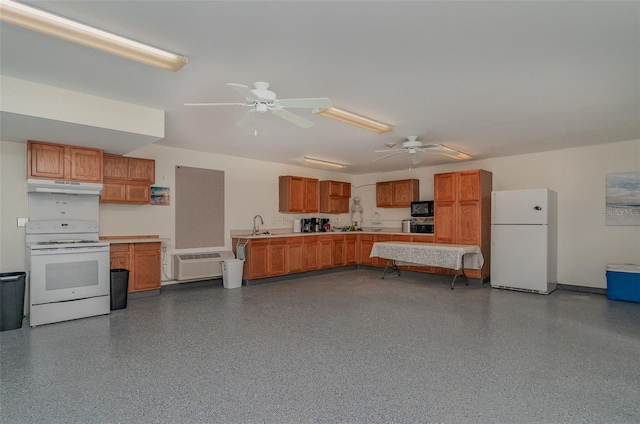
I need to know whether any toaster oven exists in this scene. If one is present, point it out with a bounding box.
[412,223,434,233]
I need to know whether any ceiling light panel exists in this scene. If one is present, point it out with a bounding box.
[301,157,347,169]
[0,0,188,71]
[313,107,393,133]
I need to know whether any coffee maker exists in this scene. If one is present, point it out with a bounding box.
[301,218,313,232]
[319,218,330,232]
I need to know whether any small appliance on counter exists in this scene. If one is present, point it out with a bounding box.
[300,217,331,232]
[402,219,413,233]
[301,218,314,232]
[293,219,302,233]
[412,221,434,233]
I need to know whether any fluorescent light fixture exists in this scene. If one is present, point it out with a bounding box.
[301,157,347,169]
[313,107,393,134]
[439,145,472,160]
[0,0,188,71]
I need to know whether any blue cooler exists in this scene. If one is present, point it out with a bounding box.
[606,264,640,303]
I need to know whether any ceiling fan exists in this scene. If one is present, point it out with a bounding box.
[184,82,332,128]
[374,136,472,165]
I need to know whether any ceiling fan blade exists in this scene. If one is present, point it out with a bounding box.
[373,152,402,162]
[272,109,314,128]
[374,149,405,153]
[184,102,248,106]
[227,83,262,102]
[276,98,332,109]
[409,152,422,165]
[236,110,256,126]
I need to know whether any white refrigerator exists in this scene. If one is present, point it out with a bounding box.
[491,188,558,294]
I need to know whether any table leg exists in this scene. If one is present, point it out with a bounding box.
[381,259,401,279]
[382,259,390,279]
[451,255,470,289]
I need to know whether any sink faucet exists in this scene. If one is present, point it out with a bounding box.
[253,215,264,236]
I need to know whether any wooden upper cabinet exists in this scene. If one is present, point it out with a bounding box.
[279,175,319,213]
[103,155,128,180]
[101,154,155,204]
[29,142,65,179]
[128,158,155,183]
[393,179,418,206]
[103,154,155,183]
[434,173,456,202]
[376,181,394,207]
[320,180,351,213]
[376,179,419,207]
[458,170,481,202]
[28,140,102,183]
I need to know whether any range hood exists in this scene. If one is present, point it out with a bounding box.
[27,179,103,195]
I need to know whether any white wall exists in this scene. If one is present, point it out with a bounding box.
[2,138,639,288]
[0,141,28,273]
[353,139,640,288]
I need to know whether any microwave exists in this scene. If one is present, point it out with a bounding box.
[410,201,434,217]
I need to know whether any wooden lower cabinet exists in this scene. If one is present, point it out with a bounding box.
[358,234,374,265]
[333,235,346,266]
[269,239,287,276]
[303,236,319,270]
[246,239,269,279]
[108,242,161,293]
[287,238,304,274]
[319,235,333,269]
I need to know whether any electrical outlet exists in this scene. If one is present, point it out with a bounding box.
[17,217,29,227]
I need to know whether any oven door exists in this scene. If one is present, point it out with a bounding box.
[29,247,110,305]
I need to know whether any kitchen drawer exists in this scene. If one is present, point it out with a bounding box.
[134,242,161,252]
[109,244,130,254]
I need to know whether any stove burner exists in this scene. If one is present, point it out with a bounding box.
[37,240,100,245]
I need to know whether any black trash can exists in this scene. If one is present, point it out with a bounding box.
[110,269,129,311]
[0,272,26,331]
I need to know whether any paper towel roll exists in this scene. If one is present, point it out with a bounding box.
[293,219,301,233]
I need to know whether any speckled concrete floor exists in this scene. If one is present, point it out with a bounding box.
[1,269,639,423]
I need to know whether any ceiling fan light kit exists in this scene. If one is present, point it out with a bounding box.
[0,0,188,71]
[313,107,394,134]
[301,157,347,169]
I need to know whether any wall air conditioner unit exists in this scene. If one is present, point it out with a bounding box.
[173,251,235,281]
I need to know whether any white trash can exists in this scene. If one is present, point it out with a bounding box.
[222,259,244,289]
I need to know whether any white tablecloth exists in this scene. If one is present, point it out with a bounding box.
[370,242,484,270]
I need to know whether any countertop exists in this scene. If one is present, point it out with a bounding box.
[230,229,434,239]
[99,235,169,244]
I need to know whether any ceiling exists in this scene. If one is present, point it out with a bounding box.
[1,1,639,174]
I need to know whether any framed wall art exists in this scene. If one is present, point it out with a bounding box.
[150,186,170,206]
[606,171,640,225]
